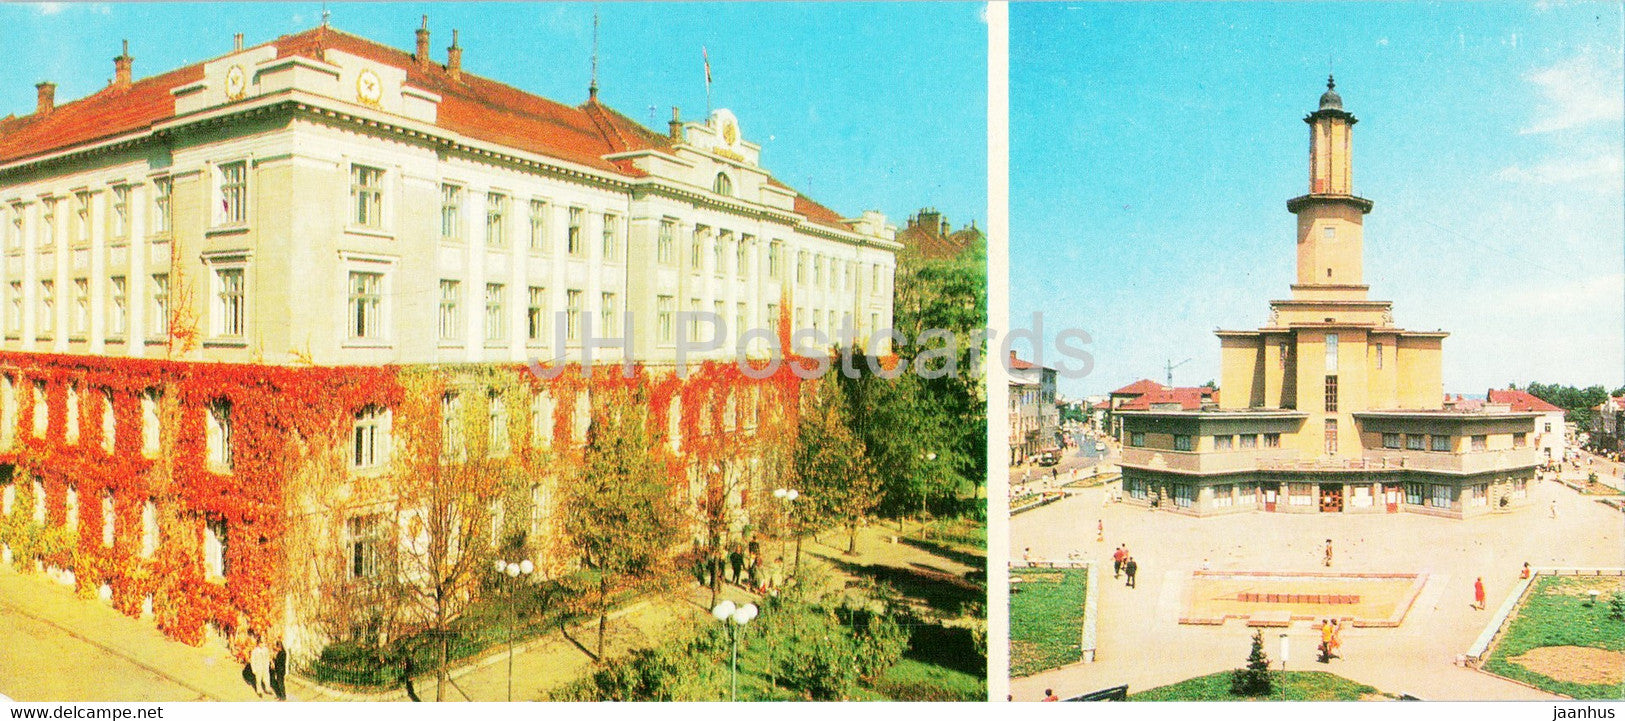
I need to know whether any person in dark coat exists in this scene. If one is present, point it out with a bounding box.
[728,546,745,585]
[271,640,288,700]
[1124,556,1138,588]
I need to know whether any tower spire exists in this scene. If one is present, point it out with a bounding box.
[588,11,599,102]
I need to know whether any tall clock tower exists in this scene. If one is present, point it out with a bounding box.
[1286,76,1373,301]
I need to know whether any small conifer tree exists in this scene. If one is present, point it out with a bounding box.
[1229,630,1274,696]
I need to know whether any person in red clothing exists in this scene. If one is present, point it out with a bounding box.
[1473,576,1487,610]
[1519,562,1532,580]
[1112,545,1126,578]
[1042,689,1060,702]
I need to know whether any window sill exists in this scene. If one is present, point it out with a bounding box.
[145,337,168,346]
[202,338,248,348]
[106,338,127,345]
[205,226,249,238]
[344,227,393,240]
[342,339,393,350]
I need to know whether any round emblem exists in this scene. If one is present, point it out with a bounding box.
[722,121,738,146]
[224,65,247,100]
[357,69,383,105]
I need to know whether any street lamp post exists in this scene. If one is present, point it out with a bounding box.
[773,487,801,573]
[711,600,758,701]
[493,557,534,702]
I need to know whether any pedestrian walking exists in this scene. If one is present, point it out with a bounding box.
[1520,562,1532,580]
[1023,546,1033,562]
[1124,556,1138,588]
[1318,620,1335,663]
[728,546,744,585]
[1042,689,1059,702]
[1550,500,1558,519]
[1096,519,1104,543]
[271,639,287,701]
[1330,619,1343,659]
[1323,538,1334,567]
[1112,545,1126,578]
[1473,576,1486,610]
[250,634,273,697]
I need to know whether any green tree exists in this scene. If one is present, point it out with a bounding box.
[840,368,966,523]
[796,375,881,555]
[561,386,684,657]
[1229,630,1273,697]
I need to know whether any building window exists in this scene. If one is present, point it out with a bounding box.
[1239,434,1258,449]
[1471,435,1487,452]
[529,200,549,252]
[689,298,703,340]
[101,490,115,547]
[1258,432,1278,448]
[567,207,584,256]
[1430,484,1453,509]
[488,391,509,457]
[654,296,675,345]
[353,405,388,469]
[657,220,676,266]
[70,278,89,336]
[349,271,383,339]
[438,280,461,341]
[735,302,746,339]
[1324,333,1338,373]
[38,280,54,336]
[1324,375,1338,412]
[30,381,46,438]
[141,499,158,558]
[768,241,783,280]
[1173,434,1192,451]
[601,214,619,260]
[0,375,15,447]
[214,267,244,337]
[7,203,22,250]
[484,283,506,342]
[5,282,18,335]
[1214,435,1233,450]
[1288,483,1314,506]
[527,287,547,343]
[441,392,463,460]
[1375,342,1384,370]
[1513,432,1527,448]
[1213,484,1234,508]
[1172,484,1193,508]
[1468,483,1488,507]
[100,388,115,453]
[206,399,232,471]
[1323,419,1337,455]
[440,184,462,239]
[350,165,384,228]
[486,192,507,247]
[1403,482,1423,505]
[1382,432,1400,449]
[150,274,169,337]
[600,292,618,336]
[72,191,90,244]
[203,517,229,578]
[1431,435,1450,452]
[64,384,80,445]
[347,514,384,580]
[565,290,583,343]
[217,161,247,226]
[713,172,733,196]
[1129,432,1146,447]
[141,389,161,457]
[691,227,708,271]
[715,233,728,276]
[109,276,127,335]
[41,197,57,248]
[152,178,173,235]
[111,185,130,239]
[737,235,750,277]
[1323,226,1335,240]
[1406,434,1424,451]
[31,479,44,524]
[1127,479,1147,499]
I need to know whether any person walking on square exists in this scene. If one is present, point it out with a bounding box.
[1473,576,1486,610]
[271,639,287,701]
[1318,620,1335,663]
[1550,500,1558,519]
[249,634,273,697]
[1112,545,1126,578]
[1520,561,1531,580]
[1096,519,1104,543]
[1124,556,1138,588]
[1042,689,1059,702]
[1323,538,1334,567]
[1330,619,1344,659]
[728,545,744,586]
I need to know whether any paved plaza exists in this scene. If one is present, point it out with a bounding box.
[1009,474,1622,701]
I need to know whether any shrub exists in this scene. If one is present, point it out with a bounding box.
[1609,591,1625,622]
[851,611,911,683]
[774,608,859,700]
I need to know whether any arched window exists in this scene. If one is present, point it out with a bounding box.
[713,172,734,197]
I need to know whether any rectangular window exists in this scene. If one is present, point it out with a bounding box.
[768,241,783,279]
[350,165,384,228]
[1324,419,1338,455]
[109,276,127,335]
[73,191,90,244]
[352,406,387,469]
[601,214,619,260]
[529,199,549,252]
[1264,432,1280,448]
[206,399,232,471]
[214,268,244,337]
[217,161,247,226]
[527,286,547,343]
[657,296,675,344]
[1289,483,1314,506]
[38,280,54,335]
[1471,434,1487,452]
[8,202,23,250]
[7,282,19,335]
[1382,432,1400,449]
[689,298,702,339]
[1430,484,1452,508]
[438,280,461,341]
[1213,484,1234,508]
[41,197,57,248]
[1403,482,1423,505]
[101,491,115,547]
[1431,435,1450,452]
[31,381,46,438]
[348,271,383,339]
[440,184,462,239]
[346,514,384,580]
[152,178,172,235]
[737,235,751,277]
[488,392,509,457]
[111,185,130,239]
[1280,341,1290,369]
[1239,434,1258,449]
[691,227,707,271]
[796,251,807,284]
[141,389,161,458]
[1174,434,1192,451]
[1214,435,1233,450]
[204,517,229,578]
[1324,375,1338,412]
[657,220,676,266]
[484,283,505,342]
[1324,333,1339,373]
[100,388,115,453]
[64,384,79,444]
[1513,432,1527,448]
[565,290,582,342]
[601,292,618,335]
[486,192,507,247]
[1172,484,1193,508]
[150,274,169,337]
[1375,342,1384,370]
[715,233,728,277]
[736,302,746,340]
[567,208,584,256]
[70,278,88,336]
[141,499,158,558]
[1406,434,1424,451]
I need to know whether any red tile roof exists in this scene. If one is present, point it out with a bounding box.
[1486,389,1562,413]
[1110,379,1165,396]
[1009,353,1035,370]
[1,25,854,231]
[1117,386,1212,411]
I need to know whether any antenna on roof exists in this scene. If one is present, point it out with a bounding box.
[321,2,331,27]
[588,10,599,102]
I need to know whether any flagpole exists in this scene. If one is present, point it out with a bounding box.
[703,46,712,116]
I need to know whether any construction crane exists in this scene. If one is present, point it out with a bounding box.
[1166,358,1191,387]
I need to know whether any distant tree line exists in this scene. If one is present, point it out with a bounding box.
[1516,382,1625,427]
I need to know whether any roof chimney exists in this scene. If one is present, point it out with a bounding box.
[415,15,430,67]
[446,29,462,80]
[35,82,55,116]
[233,33,243,52]
[112,40,133,91]
[668,107,682,141]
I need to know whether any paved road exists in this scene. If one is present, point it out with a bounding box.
[1009,477,1620,701]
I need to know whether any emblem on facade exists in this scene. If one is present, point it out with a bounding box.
[356,69,383,107]
[224,65,247,100]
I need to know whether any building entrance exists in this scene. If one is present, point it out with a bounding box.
[1384,484,1401,513]
[1319,484,1343,513]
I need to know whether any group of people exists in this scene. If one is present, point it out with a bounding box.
[1316,619,1344,663]
[1110,544,1138,589]
[247,634,288,700]
[712,538,787,596]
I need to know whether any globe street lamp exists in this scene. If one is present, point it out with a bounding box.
[773,488,801,572]
[712,600,758,701]
[493,557,534,701]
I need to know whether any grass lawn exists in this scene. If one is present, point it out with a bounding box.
[1009,566,1086,677]
[1131,671,1391,701]
[1483,575,1625,700]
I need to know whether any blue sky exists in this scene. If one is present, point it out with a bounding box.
[1012,2,1625,400]
[0,2,987,235]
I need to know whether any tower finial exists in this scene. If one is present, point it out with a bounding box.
[588,10,599,102]
[1327,73,1335,91]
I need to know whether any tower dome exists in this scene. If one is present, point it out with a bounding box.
[1318,75,1342,110]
